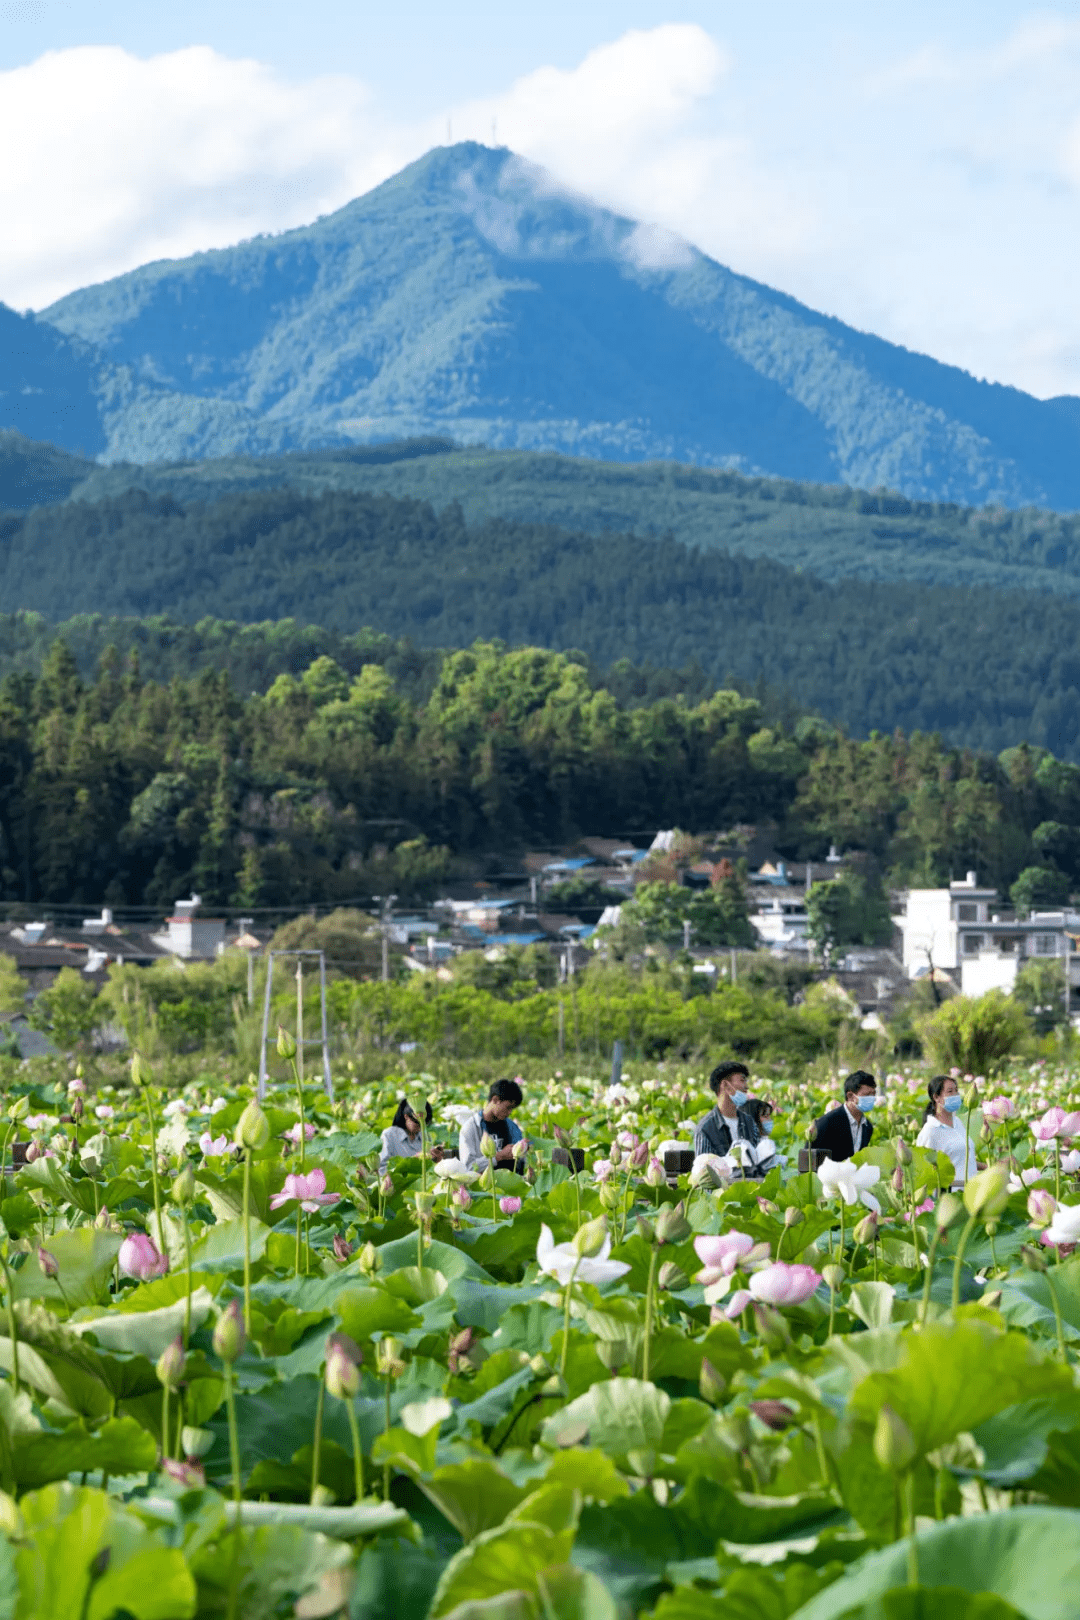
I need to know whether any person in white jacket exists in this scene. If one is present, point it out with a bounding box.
[459,1078,527,1170]
[916,1074,978,1187]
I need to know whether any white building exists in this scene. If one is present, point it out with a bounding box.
[894,872,1080,1008]
[894,871,997,978]
[152,896,225,960]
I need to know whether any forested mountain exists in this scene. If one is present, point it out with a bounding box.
[61,438,1080,595]
[2,487,1080,756]
[5,634,1080,911]
[8,142,1073,506]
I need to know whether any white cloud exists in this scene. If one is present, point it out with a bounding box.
[0,45,410,307]
[2,22,1080,399]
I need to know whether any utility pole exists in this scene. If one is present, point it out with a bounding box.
[683,918,692,951]
[374,893,397,983]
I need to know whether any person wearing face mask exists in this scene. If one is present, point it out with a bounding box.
[693,1060,766,1176]
[745,1096,786,1169]
[810,1071,878,1162]
[916,1074,978,1187]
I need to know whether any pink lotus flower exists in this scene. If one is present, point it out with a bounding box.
[94,1105,115,1120]
[592,1158,615,1183]
[499,1196,522,1214]
[269,1167,339,1213]
[1028,1189,1057,1227]
[982,1096,1015,1123]
[1033,1107,1070,1142]
[199,1132,229,1156]
[118,1232,169,1281]
[283,1123,316,1144]
[748,1262,820,1307]
[693,1231,755,1284]
[162,1457,205,1489]
[452,1185,472,1211]
[717,1289,752,1320]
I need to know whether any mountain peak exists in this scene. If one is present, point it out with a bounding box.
[6,143,1077,507]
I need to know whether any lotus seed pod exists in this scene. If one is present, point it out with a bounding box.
[654,1201,691,1246]
[822,1264,845,1291]
[181,1426,215,1458]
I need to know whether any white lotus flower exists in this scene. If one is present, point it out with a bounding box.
[441,1105,475,1128]
[1008,1166,1049,1193]
[817,1158,881,1212]
[535,1224,631,1288]
[1044,1202,1080,1247]
[1062,1151,1080,1175]
[689,1154,733,1188]
[432,1158,479,1185]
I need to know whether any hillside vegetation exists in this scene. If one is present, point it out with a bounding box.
[16,142,1077,504]
[2,487,1080,754]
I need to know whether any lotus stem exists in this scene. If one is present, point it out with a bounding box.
[224,1361,243,1620]
[242,1149,253,1335]
[642,1246,659,1383]
[310,1378,324,1504]
[951,1214,978,1311]
[347,1397,364,1502]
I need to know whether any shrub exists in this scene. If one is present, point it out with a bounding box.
[921,988,1029,1074]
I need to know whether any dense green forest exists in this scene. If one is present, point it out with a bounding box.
[3,485,1080,754]
[65,441,1080,592]
[1,633,1079,911]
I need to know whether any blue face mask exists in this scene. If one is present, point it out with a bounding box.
[856,1095,877,1112]
[761,1119,774,1134]
[943,1094,963,1114]
[730,1089,748,1109]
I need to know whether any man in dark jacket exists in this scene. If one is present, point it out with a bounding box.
[693,1060,766,1176]
[810,1071,878,1162]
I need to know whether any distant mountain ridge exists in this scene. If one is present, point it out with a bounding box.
[2,142,1078,507]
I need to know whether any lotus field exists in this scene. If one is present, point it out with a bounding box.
[2,1043,1080,1619]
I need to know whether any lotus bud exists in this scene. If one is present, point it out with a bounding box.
[1020,1243,1049,1273]
[658,1260,689,1291]
[380,1174,394,1198]
[752,1301,790,1352]
[36,1246,58,1278]
[873,1404,916,1472]
[783,1206,805,1228]
[822,1264,845,1292]
[324,1333,362,1401]
[654,1202,691,1246]
[130,1052,148,1088]
[357,1241,380,1275]
[757,1198,780,1218]
[1027,1189,1057,1228]
[751,1400,797,1431]
[980,1123,994,1145]
[309,1483,335,1507]
[71,1096,84,1121]
[24,1141,41,1163]
[93,1205,111,1229]
[479,1133,497,1161]
[981,1289,1003,1309]
[553,1126,571,1148]
[853,1211,879,1246]
[172,1162,196,1207]
[892,1165,905,1193]
[529,1352,552,1377]
[512,1138,529,1161]
[163,1457,206,1490]
[935,1192,965,1233]
[644,1157,666,1188]
[635,1215,656,1245]
[629,1141,649,1169]
[895,1138,912,1166]
[276,1025,297,1059]
[698,1357,727,1406]
[181,1426,215,1459]
[376,1336,406,1379]
[7,1096,28,1122]
[212,1299,245,1364]
[449,1328,474,1357]
[234,1099,270,1151]
[963,1162,1010,1220]
[156,1334,186,1391]
[452,1185,472,1211]
[574,1215,609,1257]
[609,1142,623,1167]
[414,1190,435,1218]
[332,1234,354,1264]
[962,1083,979,1110]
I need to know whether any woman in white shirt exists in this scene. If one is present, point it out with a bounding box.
[916,1075,977,1187]
[379,1098,443,1174]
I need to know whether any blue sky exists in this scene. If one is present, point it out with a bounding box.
[2,2,1079,397]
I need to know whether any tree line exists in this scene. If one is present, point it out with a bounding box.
[2,635,1080,909]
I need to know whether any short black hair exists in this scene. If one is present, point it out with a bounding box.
[843,1070,877,1097]
[708,1060,750,1094]
[745,1096,773,1125]
[392,1097,433,1130]
[489,1078,523,1106]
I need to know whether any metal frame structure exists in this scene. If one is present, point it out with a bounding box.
[256,949,334,1103]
